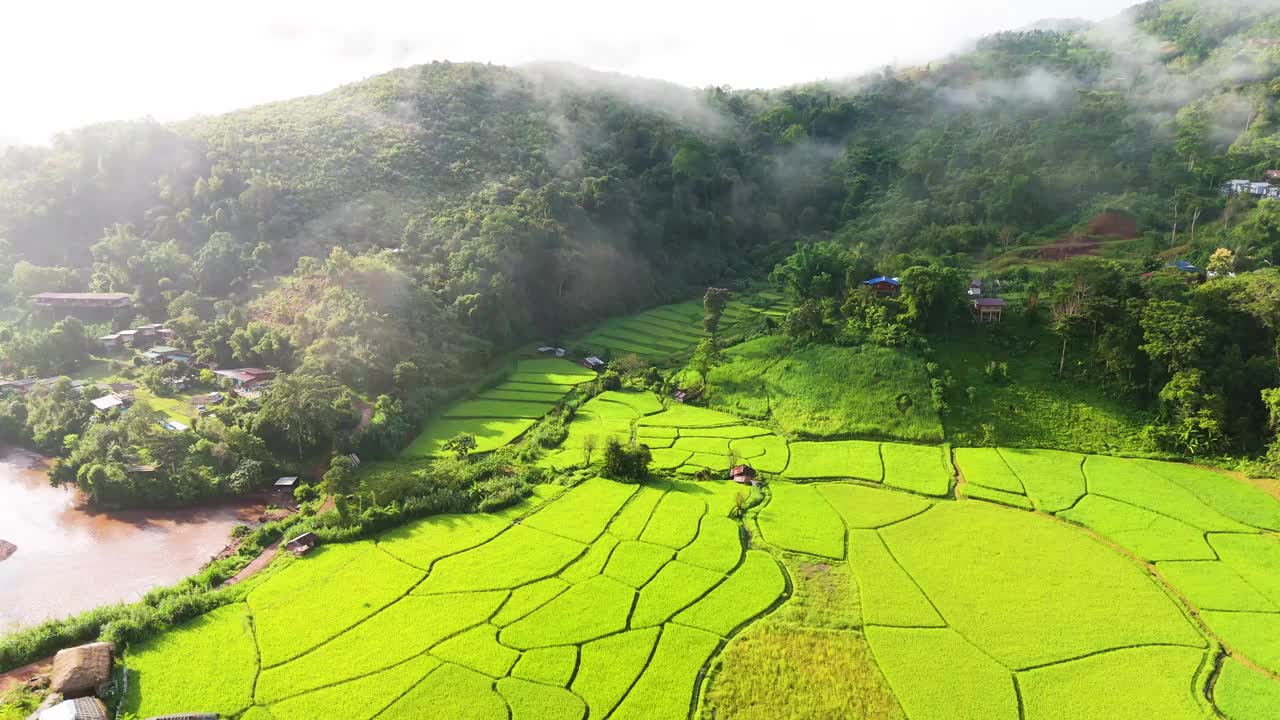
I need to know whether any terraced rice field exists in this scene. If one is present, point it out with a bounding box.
[122,478,784,720]
[575,292,790,361]
[405,358,596,456]
[120,414,1280,719]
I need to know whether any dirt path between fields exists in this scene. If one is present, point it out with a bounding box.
[224,541,281,587]
[0,657,51,693]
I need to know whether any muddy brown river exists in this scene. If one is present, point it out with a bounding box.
[0,448,262,632]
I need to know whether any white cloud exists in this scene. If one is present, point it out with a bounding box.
[0,0,1137,144]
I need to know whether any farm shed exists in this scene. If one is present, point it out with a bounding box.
[286,532,319,555]
[582,356,606,371]
[90,394,126,412]
[50,642,114,698]
[972,298,1005,323]
[38,697,109,720]
[274,476,299,492]
[862,276,901,295]
[32,292,132,309]
[730,464,758,484]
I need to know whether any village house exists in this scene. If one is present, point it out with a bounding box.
[140,346,192,365]
[862,275,901,295]
[50,642,115,699]
[972,297,1006,323]
[581,356,606,371]
[730,464,758,485]
[32,293,132,310]
[286,531,319,555]
[90,393,131,413]
[213,368,275,390]
[275,476,300,493]
[37,697,109,720]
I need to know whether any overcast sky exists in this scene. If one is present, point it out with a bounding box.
[1,0,1138,145]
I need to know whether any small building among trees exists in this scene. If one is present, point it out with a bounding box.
[214,368,275,390]
[862,276,901,295]
[972,297,1006,323]
[285,532,319,555]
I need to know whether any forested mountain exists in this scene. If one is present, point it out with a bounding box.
[1,0,1280,460]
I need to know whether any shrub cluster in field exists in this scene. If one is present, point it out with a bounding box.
[122,477,785,720]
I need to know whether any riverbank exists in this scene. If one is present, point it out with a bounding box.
[0,448,266,632]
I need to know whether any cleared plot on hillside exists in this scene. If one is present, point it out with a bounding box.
[729,434,790,473]
[571,628,660,719]
[1214,658,1280,720]
[846,530,944,628]
[631,560,726,627]
[816,484,932,529]
[596,390,665,415]
[522,478,636,543]
[1018,645,1209,720]
[255,591,506,702]
[637,404,741,428]
[264,654,441,720]
[961,483,1034,510]
[607,484,668,540]
[1208,533,1280,607]
[700,625,904,720]
[996,448,1085,512]
[511,646,578,686]
[1138,459,1280,531]
[406,417,535,457]
[1156,561,1277,611]
[954,447,1024,493]
[378,662,508,720]
[605,540,674,587]
[500,575,635,648]
[756,483,845,558]
[783,440,882,481]
[377,512,514,570]
[1058,494,1216,561]
[705,336,943,442]
[416,525,583,594]
[498,677,587,720]
[442,398,556,419]
[864,626,1017,720]
[1200,611,1280,675]
[1084,455,1253,531]
[880,443,951,497]
[491,578,570,627]
[676,515,742,573]
[609,623,722,720]
[640,487,708,549]
[251,544,424,667]
[123,603,257,718]
[881,501,1205,668]
[431,623,520,677]
[673,550,785,636]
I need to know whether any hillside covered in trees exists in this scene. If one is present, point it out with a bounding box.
[3,0,1280,504]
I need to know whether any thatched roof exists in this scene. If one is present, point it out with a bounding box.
[50,642,114,697]
[39,697,109,720]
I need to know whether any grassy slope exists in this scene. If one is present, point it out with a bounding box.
[932,322,1155,454]
[703,335,943,442]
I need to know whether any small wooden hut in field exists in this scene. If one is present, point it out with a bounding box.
[38,697,109,720]
[285,532,319,555]
[50,642,114,698]
[730,465,758,485]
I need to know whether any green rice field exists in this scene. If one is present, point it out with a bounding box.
[405,358,595,456]
[574,291,791,361]
[119,437,1280,719]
